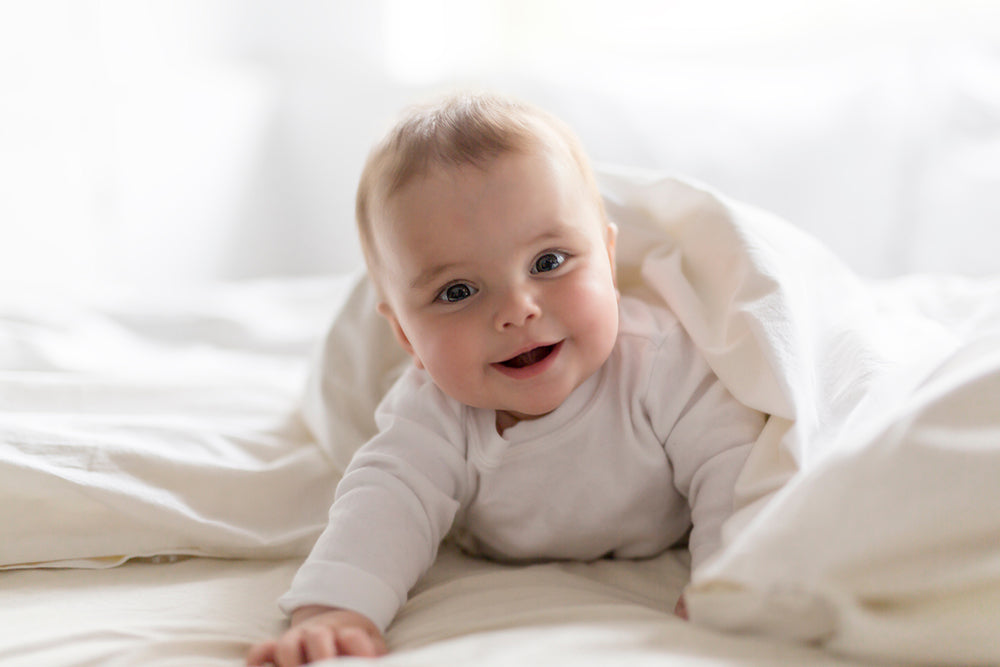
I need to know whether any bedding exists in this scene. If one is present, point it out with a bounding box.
[0,278,344,569]
[594,168,1000,665]
[2,168,999,666]
[1,545,860,667]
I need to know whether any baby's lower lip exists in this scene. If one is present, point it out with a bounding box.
[491,341,562,379]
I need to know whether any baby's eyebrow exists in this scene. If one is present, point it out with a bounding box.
[410,263,461,289]
[530,230,565,245]
[406,226,574,289]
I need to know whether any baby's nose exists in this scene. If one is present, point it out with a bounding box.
[494,288,542,331]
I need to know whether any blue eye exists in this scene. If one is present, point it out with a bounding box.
[531,252,565,274]
[437,283,477,303]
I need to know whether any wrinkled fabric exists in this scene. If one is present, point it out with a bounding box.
[596,166,1000,665]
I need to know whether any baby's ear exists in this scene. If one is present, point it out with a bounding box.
[605,221,619,288]
[376,302,424,369]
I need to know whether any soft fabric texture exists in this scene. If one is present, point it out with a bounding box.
[596,166,1000,665]
[280,296,764,630]
[0,544,866,667]
[302,166,1000,664]
[3,167,1000,665]
[0,278,345,569]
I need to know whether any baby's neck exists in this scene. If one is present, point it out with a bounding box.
[494,410,520,435]
[494,408,549,435]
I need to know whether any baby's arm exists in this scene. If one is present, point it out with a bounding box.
[258,369,468,663]
[246,606,386,666]
[648,328,766,569]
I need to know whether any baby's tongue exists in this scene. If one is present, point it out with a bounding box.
[504,345,552,369]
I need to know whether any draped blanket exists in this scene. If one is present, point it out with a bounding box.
[597,167,1000,665]
[306,167,1000,664]
[4,167,998,664]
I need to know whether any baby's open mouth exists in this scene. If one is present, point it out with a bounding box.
[500,344,558,369]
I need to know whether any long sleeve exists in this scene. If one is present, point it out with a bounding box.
[643,316,766,571]
[279,368,470,631]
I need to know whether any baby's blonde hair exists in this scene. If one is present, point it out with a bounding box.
[355,92,606,273]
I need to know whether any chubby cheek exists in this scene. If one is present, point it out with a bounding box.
[563,271,620,353]
[411,321,484,398]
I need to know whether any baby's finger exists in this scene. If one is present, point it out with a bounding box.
[335,626,380,657]
[369,630,388,656]
[303,626,337,662]
[274,631,308,667]
[245,641,277,666]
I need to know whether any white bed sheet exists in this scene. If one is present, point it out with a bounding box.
[0,278,346,569]
[0,545,863,667]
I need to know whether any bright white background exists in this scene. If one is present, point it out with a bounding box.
[2,0,999,294]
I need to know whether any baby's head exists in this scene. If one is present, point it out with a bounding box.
[356,93,608,279]
[356,92,620,429]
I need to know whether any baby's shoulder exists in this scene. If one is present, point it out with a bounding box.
[354,365,471,476]
[609,296,696,393]
[378,365,467,430]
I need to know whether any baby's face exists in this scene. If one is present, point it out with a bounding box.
[374,147,619,427]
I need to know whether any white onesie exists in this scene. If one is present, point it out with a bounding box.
[279,296,765,630]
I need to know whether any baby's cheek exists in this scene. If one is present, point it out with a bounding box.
[573,279,618,325]
[422,332,478,390]
[573,283,620,357]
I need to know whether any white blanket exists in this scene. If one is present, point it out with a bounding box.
[3,168,999,665]
[597,167,1000,665]
[303,167,1000,664]
[0,279,344,568]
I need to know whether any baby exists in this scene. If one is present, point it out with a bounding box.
[248,92,765,666]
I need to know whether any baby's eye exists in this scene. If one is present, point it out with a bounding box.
[436,282,477,303]
[531,252,566,274]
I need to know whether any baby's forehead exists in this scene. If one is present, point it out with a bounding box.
[379,161,602,265]
[366,122,604,253]
[403,137,582,197]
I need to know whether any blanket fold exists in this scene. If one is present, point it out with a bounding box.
[595,166,1000,665]
[4,168,998,664]
[304,167,1000,663]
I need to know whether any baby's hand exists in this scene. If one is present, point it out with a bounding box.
[247,606,387,666]
[674,594,688,620]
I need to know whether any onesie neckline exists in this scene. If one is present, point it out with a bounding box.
[467,351,611,469]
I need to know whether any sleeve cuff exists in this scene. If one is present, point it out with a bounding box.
[278,560,405,632]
